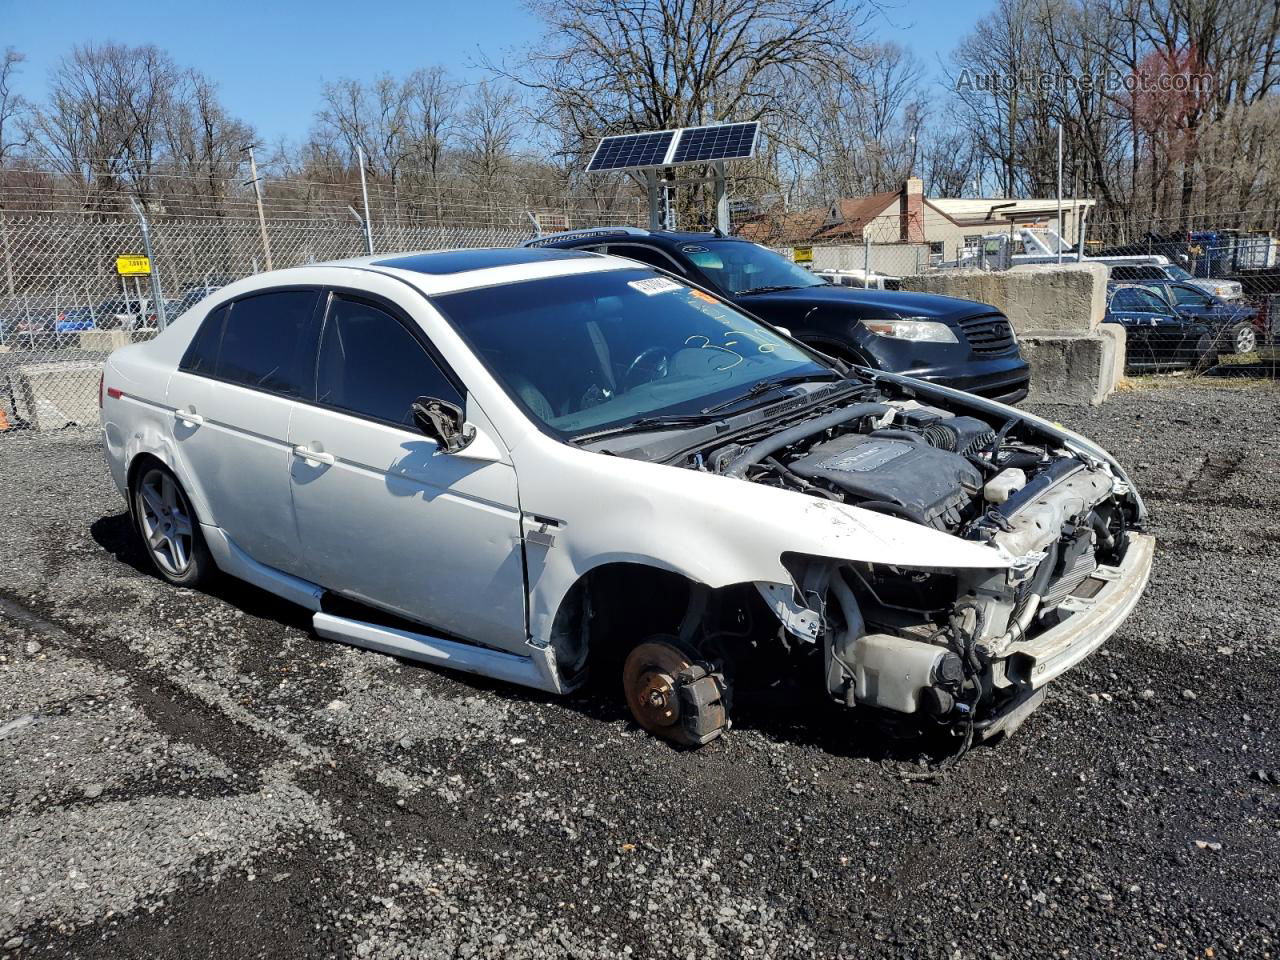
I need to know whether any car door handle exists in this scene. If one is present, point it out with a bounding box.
[293,445,335,466]
[174,409,204,426]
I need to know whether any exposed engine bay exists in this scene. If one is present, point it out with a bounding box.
[668,383,1151,751]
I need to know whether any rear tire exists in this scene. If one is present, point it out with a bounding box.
[131,463,214,588]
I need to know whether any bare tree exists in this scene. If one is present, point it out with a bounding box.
[28,43,184,208]
[402,67,458,223]
[459,81,522,226]
[0,48,29,166]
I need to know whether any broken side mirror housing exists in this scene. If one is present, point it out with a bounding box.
[411,397,476,454]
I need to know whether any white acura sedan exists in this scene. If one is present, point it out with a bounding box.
[101,248,1154,749]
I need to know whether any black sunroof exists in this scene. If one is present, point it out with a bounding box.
[373,248,595,275]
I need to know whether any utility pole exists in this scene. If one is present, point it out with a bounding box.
[242,144,273,271]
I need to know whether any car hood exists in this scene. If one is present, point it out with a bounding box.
[735,285,995,323]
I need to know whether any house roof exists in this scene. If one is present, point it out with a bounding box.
[737,190,900,245]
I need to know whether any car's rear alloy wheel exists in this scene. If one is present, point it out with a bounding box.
[622,637,729,747]
[133,465,213,587]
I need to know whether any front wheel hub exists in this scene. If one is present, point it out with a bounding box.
[622,639,729,747]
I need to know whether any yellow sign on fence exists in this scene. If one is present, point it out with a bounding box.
[115,254,151,276]
[793,245,813,263]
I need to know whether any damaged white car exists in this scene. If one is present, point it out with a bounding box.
[100,247,1154,749]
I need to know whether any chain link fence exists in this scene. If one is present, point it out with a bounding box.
[0,213,541,432]
[2,201,1277,434]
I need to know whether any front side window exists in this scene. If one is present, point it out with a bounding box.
[315,295,461,427]
[216,290,319,395]
[681,240,826,296]
[432,268,833,438]
[1172,285,1212,307]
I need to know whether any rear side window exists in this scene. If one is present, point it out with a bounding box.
[215,290,319,395]
[179,305,227,375]
[315,295,461,427]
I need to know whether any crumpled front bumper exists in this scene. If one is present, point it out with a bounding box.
[1004,532,1156,689]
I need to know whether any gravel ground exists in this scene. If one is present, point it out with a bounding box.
[0,381,1278,959]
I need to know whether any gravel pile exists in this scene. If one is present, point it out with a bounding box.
[0,381,1276,959]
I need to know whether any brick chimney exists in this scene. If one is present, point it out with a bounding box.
[899,177,924,243]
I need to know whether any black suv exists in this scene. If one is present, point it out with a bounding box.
[524,228,1030,402]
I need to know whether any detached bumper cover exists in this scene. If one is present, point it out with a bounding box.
[1007,532,1156,689]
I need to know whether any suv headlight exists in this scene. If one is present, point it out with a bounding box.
[861,318,958,343]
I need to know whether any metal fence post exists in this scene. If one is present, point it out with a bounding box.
[129,198,168,330]
[0,207,14,297]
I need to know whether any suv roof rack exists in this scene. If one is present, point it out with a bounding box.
[523,226,650,247]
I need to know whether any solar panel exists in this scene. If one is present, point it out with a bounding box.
[586,130,676,172]
[669,123,759,164]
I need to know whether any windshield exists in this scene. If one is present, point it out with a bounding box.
[1165,265,1194,280]
[683,240,827,296]
[432,267,834,439]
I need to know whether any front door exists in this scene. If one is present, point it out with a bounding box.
[287,292,527,652]
[167,289,322,575]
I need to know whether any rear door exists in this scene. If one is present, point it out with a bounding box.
[166,288,323,574]
[287,290,527,651]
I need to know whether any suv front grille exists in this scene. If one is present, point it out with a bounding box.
[959,313,1018,355]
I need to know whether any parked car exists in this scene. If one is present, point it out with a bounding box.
[166,285,222,321]
[1109,262,1243,301]
[101,247,1153,749]
[1154,281,1262,354]
[1104,284,1214,371]
[524,228,1030,403]
[58,296,154,333]
[813,268,901,290]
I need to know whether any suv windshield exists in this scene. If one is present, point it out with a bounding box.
[683,240,827,296]
[432,268,834,439]
[1164,264,1194,280]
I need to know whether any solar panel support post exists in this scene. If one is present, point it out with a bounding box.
[713,161,729,234]
[645,170,662,230]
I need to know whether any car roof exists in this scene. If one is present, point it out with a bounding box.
[212,247,643,300]
[523,227,745,249]
[373,247,596,274]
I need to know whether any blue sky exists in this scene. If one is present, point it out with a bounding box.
[3,0,988,149]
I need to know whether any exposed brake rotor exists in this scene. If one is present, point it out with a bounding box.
[622,638,730,747]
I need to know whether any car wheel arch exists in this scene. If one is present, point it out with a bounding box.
[543,562,698,685]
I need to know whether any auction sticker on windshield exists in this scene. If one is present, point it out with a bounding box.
[628,277,683,296]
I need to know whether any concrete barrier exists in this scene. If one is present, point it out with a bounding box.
[14,359,102,431]
[900,263,1121,404]
[77,329,156,352]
